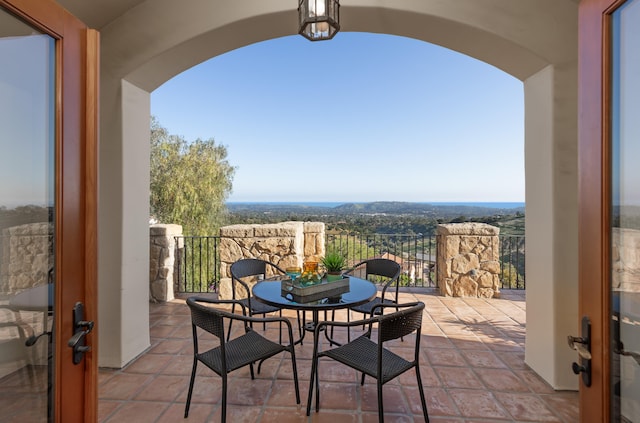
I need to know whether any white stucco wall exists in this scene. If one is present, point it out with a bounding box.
[524,64,578,389]
[98,79,152,367]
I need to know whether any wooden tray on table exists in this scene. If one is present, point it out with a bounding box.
[281,276,350,303]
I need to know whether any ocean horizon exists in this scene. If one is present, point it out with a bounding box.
[227,201,525,209]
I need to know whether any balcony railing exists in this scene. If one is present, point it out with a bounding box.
[326,233,437,288]
[175,233,525,293]
[175,235,221,294]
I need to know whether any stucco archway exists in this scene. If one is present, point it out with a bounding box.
[62,0,578,390]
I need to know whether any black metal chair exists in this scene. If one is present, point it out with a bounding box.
[332,258,402,342]
[0,305,36,381]
[184,296,300,422]
[308,301,428,422]
[228,258,288,341]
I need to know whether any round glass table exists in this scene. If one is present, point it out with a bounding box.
[252,276,376,345]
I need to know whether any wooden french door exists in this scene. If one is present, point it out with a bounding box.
[579,0,640,422]
[0,0,97,422]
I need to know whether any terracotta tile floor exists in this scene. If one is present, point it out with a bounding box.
[98,290,579,422]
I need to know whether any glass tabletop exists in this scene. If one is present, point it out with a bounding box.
[252,276,377,311]
[9,284,53,311]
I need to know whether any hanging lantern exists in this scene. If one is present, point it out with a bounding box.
[298,0,340,41]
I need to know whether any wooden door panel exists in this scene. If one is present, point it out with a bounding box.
[578,0,609,420]
[578,0,637,421]
[0,1,98,421]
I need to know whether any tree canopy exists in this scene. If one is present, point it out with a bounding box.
[150,117,235,235]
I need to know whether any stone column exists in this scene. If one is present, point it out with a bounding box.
[436,222,500,298]
[303,222,325,262]
[612,227,640,294]
[149,224,183,302]
[1,222,52,295]
[218,221,325,299]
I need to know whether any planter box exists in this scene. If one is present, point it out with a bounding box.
[281,276,350,303]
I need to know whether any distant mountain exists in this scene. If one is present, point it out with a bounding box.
[227,201,524,218]
[333,201,523,217]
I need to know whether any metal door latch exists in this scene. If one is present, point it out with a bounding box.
[567,336,592,360]
[567,316,591,387]
[68,302,94,365]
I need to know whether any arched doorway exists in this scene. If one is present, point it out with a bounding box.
[59,0,580,392]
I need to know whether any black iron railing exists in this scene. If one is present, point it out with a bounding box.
[175,235,221,293]
[326,233,437,288]
[499,234,525,289]
[175,233,525,293]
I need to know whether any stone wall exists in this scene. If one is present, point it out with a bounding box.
[436,223,501,298]
[1,222,52,295]
[612,227,640,293]
[218,221,325,300]
[149,224,183,302]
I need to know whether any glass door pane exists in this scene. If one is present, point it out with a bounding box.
[0,8,55,422]
[611,0,640,422]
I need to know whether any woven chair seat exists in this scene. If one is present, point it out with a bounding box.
[321,335,414,384]
[199,329,287,375]
[238,297,280,315]
[350,297,395,315]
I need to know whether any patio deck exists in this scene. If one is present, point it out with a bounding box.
[98,290,579,422]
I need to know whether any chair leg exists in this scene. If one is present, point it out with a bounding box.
[315,359,321,412]
[306,353,317,415]
[226,303,236,340]
[221,374,228,423]
[330,310,335,340]
[279,310,282,344]
[289,346,301,405]
[377,380,384,423]
[297,311,303,343]
[184,359,198,418]
[330,309,349,342]
[415,366,429,422]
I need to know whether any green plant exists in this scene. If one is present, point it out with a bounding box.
[321,251,347,273]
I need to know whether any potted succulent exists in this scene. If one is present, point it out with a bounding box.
[321,251,348,282]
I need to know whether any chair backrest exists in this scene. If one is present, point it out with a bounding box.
[231,258,267,280]
[347,258,401,296]
[230,258,287,279]
[186,297,226,340]
[230,258,285,298]
[362,258,401,280]
[377,301,424,343]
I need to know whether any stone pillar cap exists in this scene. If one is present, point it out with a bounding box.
[436,222,500,236]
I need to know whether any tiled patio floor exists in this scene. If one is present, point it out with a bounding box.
[98,290,579,422]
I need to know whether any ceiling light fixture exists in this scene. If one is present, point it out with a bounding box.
[298,0,340,41]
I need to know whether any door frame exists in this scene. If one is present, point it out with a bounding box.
[578,0,628,421]
[0,1,98,421]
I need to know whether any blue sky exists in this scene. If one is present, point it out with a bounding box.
[0,35,54,208]
[151,32,524,203]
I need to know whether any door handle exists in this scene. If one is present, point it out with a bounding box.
[567,316,591,387]
[567,336,592,360]
[68,302,94,365]
[612,311,640,365]
[616,348,640,365]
